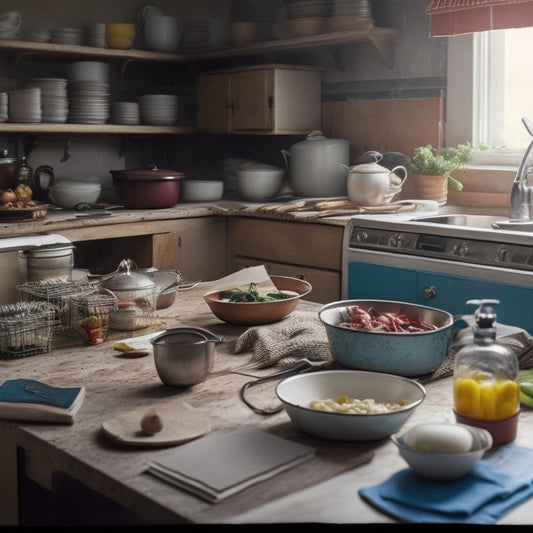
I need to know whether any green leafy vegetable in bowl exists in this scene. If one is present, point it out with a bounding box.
[219,282,292,303]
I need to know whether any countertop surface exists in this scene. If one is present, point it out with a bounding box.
[1,283,533,525]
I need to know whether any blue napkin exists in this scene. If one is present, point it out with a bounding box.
[359,443,533,524]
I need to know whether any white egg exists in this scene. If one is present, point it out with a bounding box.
[405,423,474,454]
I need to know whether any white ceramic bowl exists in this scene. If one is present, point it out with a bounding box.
[392,423,493,480]
[276,370,426,441]
[180,180,224,202]
[69,61,110,83]
[144,15,180,53]
[49,180,101,209]
[236,163,285,201]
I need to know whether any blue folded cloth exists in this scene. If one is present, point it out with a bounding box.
[359,443,533,524]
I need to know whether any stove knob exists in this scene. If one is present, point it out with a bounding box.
[498,246,509,262]
[388,233,405,248]
[355,231,368,243]
[453,242,469,257]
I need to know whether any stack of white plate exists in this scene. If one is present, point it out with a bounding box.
[22,27,51,42]
[331,0,372,18]
[23,78,68,123]
[8,88,41,123]
[68,81,110,124]
[51,27,85,45]
[110,101,140,125]
[138,94,178,126]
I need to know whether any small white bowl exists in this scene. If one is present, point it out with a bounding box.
[49,180,101,209]
[180,180,224,202]
[236,163,285,201]
[392,423,493,480]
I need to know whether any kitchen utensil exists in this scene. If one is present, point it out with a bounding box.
[318,299,454,377]
[139,268,183,310]
[203,275,312,326]
[100,259,157,330]
[0,152,23,190]
[345,160,407,206]
[281,131,350,197]
[276,369,426,441]
[391,424,493,480]
[110,165,184,208]
[235,162,285,201]
[150,327,224,387]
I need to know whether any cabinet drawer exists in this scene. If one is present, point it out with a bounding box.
[233,257,340,304]
[229,218,343,270]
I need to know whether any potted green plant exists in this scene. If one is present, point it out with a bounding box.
[404,142,476,205]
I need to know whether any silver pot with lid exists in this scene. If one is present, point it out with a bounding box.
[100,259,158,330]
[281,131,350,197]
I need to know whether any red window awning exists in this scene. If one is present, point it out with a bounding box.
[426,0,533,36]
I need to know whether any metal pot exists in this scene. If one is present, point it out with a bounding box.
[0,153,22,190]
[281,131,350,197]
[150,327,224,386]
[110,165,185,208]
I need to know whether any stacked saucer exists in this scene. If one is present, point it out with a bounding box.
[8,87,41,123]
[24,78,68,123]
[68,81,110,124]
[110,101,140,125]
[138,94,178,126]
[51,27,84,45]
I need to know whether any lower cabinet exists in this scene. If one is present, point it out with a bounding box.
[228,217,343,303]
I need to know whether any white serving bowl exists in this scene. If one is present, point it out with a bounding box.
[392,423,493,480]
[236,162,285,201]
[49,180,101,209]
[69,61,110,83]
[276,370,426,441]
[180,180,224,202]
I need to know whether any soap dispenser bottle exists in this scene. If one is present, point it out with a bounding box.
[453,299,520,445]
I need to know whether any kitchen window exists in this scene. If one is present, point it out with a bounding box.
[446,26,533,166]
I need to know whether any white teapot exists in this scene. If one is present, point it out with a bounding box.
[344,155,407,206]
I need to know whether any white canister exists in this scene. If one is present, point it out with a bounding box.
[21,244,75,282]
[281,131,350,197]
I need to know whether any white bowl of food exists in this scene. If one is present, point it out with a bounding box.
[276,370,426,441]
[392,422,493,480]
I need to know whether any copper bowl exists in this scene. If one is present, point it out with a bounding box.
[203,275,311,326]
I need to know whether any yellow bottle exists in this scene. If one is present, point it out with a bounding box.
[453,299,519,445]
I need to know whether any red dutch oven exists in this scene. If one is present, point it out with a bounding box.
[110,165,185,208]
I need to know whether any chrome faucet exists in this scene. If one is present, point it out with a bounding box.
[509,117,533,220]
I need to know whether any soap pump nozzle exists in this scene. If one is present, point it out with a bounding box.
[467,298,499,336]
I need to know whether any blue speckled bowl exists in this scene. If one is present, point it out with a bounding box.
[318,300,454,377]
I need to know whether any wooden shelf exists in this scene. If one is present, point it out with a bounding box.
[0,123,195,135]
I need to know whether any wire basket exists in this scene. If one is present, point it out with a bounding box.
[18,279,98,333]
[68,293,118,344]
[0,301,56,358]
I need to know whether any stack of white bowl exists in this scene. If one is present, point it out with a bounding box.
[51,27,85,45]
[24,78,68,123]
[110,101,140,125]
[138,94,178,126]
[8,88,41,123]
[68,61,110,124]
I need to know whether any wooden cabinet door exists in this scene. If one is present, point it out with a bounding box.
[196,73,231,131]
[231,69,273,131]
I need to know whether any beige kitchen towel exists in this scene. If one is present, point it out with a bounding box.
[232,310,333,369]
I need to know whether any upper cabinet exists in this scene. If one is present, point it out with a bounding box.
[0,26,396,136]
[196,64,322,134]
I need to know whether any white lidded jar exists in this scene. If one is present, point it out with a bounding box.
[21,243,75,282]
[281,131,350,197]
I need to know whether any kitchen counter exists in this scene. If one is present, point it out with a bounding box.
[1,283,533,526]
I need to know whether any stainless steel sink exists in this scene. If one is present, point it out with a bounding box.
[412,214,533,232]
[411,214,506,229]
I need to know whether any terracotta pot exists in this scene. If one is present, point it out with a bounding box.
[399,174,448,206]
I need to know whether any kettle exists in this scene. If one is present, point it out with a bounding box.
[344,153,407,206]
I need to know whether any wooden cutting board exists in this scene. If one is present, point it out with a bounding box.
[102,399,211,447]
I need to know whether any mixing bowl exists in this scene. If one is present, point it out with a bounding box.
[276,370,426,441]
[150,327,224,386]
[203,275,311,326]
[318,299,454,377]
[49,180,101,209]
[236,162,285,201]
